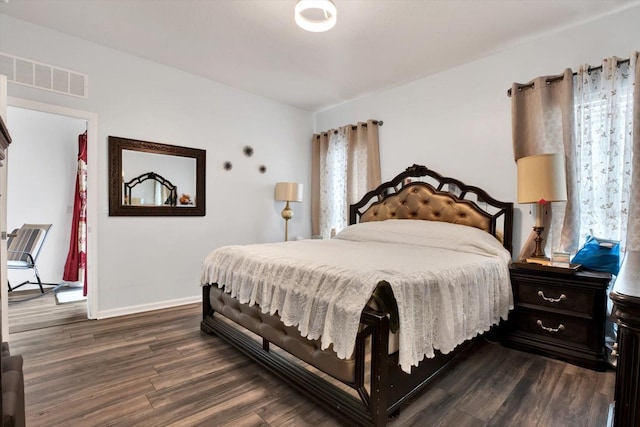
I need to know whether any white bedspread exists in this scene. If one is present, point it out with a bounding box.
[201,220,513,373]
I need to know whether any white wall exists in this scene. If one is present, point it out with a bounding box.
[0,15,314,315]
[315,5,640,256]
[6,106,86,288]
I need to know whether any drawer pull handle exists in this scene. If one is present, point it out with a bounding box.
[537,291,566,303]
[537,320,565,333]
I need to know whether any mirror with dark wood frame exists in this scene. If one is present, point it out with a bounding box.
[108,136,206,216]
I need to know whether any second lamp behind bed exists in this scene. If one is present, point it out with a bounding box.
[275,182,303,241]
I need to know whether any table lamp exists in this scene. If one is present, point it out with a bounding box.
[275,182,303,241]
[517,153,567,259]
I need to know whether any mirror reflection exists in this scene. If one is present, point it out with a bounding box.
[121,150,196,207]
[124,171,177,206]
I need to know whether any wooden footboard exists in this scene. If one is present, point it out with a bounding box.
[201,285,474,427]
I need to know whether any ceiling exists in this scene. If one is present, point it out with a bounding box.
[1,0,638,112]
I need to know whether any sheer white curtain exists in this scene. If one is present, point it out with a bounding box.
[319,127,348,238]
[311,120,381,239]
[575,53,639,251]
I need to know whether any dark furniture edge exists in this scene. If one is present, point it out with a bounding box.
[510,263,612,280]
[610,250,640,427]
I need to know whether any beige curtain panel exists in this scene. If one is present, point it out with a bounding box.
[311,131,329,237]
[511,69,577,258]
[347,120,382,206]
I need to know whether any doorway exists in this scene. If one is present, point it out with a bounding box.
[4,100,98,333]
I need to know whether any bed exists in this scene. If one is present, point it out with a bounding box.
[200,164,514,426]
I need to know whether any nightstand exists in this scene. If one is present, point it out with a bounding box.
[504,263,612,371]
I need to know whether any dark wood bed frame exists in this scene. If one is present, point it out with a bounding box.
[201,164,513,426]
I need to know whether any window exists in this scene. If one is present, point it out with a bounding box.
[311,120,382,239]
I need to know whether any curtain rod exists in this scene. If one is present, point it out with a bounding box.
[315,120,383,138]
[507,58,631,97]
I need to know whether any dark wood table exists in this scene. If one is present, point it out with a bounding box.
[505,263,611,370]
[609,250,640,427]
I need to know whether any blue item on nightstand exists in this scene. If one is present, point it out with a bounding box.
[571,235,621,275]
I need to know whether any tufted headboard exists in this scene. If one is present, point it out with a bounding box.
[349,165,514,253]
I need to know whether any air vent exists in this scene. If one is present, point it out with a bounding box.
[0,52,88,99]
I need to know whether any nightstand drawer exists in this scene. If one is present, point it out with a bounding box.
[510,310,595,351]
[513,280,595,316]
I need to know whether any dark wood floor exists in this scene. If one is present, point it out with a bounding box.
[7,302,615,427]
[8,287,87,333]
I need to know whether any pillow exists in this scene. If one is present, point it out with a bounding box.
[335,219,508,259]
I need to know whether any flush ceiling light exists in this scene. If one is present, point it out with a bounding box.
[295,0,337,32]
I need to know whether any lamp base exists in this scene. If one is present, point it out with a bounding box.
[281,201,293,241]
[530,226,549,260]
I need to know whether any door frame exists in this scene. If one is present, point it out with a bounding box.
[0,75,7,340]
[4,97,99,328]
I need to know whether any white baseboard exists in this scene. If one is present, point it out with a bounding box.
[96,295,201,319]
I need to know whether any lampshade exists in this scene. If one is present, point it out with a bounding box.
[275,182,303,202]
[517,153,567,204]
[295,0,337,33]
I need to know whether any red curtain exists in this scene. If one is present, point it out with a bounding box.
[63,131,88,296]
